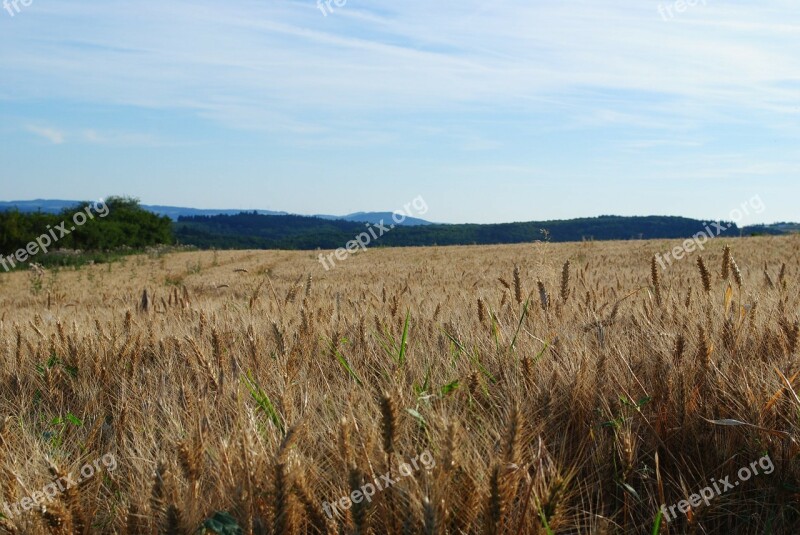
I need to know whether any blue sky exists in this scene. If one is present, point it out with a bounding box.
[1,0,798,224]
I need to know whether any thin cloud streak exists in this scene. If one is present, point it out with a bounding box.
[1,0,799,136]
[26,126,65,144]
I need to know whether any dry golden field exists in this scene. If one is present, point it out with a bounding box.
[0,236,799,534]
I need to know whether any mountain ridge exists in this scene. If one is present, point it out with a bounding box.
[0,199,434,226]
[0,199,795,239]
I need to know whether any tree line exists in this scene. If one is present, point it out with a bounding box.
[0,197,173,268]
[174,213,749,250]
[2,200,782,270]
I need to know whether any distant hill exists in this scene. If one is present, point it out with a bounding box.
[173,212,781,251]
[2,199,795,253]
[0,200,433,225]
[0,199,81,213]
[142,205,289,220]
[314,211,431,226]
[741,222,800,235]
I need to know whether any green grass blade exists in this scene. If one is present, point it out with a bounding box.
[510,298,530,350]
[333,346,363,386]
[440,380,459,396]
[533,340,550,364]
[244,372,285,434]
[372,325,396,361]
[398,310,410,366]
[539,509,555,535]
[651,510,663,535]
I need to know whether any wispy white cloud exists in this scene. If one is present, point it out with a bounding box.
[21,123,182,147]
[23,124,180,147]
[81,129,178,147]
[1,0,798,137]
[621,139,707,151]
[26,125,65,144]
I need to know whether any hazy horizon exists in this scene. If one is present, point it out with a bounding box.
[0,194,786,227]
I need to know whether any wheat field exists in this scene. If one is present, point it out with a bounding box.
[0,236,798,534]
